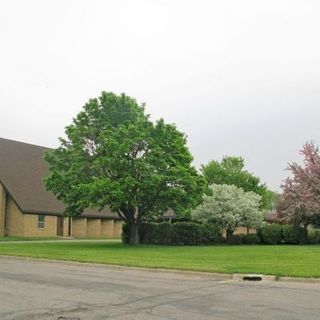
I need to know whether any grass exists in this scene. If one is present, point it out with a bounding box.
[0,242,319,278]
[0,236,120,241]
[0,236,58,241]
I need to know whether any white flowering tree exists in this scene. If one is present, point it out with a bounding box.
[192,184,264,239]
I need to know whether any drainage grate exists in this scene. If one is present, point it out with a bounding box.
[243,276,262,281]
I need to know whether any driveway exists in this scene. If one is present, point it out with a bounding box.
[0,257,319,320]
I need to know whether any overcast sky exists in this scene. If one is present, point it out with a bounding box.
[1,0,320,191]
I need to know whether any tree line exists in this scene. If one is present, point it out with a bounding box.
[44,91,314,244]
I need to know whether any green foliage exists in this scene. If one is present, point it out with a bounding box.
[258,224,284,244]
[308,229,320,244]
[123,222,223,245]
[227,234,261,245]
[201,156,276,209]
[258,224,307,245]
[226,235,243,245]
[242,234,261,245]
[264,190,279,210]
[44,92,205,244]
[282,225,308,244]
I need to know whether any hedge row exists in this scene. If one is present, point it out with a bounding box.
[123,222,223,245]
[123,222,313,245]
[257,224,308,244]
[308,229,320,244]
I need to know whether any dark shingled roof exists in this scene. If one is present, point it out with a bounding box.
[0,137,118,219]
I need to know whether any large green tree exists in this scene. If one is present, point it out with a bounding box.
[44,92,205,244]
[201,156,274,209]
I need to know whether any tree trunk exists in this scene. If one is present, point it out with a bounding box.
[226,229,233,242]
[128,222,140,245]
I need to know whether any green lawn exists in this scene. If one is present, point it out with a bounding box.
[0,237,119,241]
[0,236,58,241]
[0,242,319,278]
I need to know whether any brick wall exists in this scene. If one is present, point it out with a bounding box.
[234,227,256,235]
[2,192,122,239]
[113,220,123,238]
[5,197,25,236]
[0,183,5,236]
[63,217,71,237]
[101,219,114,237]
[24,214,57,237]
[72,217,87,238]
[87,218,101,238]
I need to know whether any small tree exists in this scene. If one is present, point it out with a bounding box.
[201,156,273,209]
[278,142,320,228]
[192,184,263,239]
[45,92,205,244]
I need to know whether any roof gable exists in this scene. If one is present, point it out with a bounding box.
[0,137,116,218]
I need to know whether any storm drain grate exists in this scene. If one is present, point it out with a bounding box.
[242,276,262,281]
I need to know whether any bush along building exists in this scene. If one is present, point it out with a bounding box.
[0,137,123,238]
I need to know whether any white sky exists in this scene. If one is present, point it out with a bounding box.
[1,0,320,191]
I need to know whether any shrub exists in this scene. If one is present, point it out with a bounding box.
[125,222,223,245]
[258,224,308,244]
[139,223,166,245]
[227,235,243,245]
[282,225,308,244]
[242,234,261,245]
[308,229,320,244]
[124,222,310,245]
[227,234,261,245]
[200,224,224,244]
[258,224,283,244]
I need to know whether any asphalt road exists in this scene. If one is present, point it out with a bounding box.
[0,257,319,320]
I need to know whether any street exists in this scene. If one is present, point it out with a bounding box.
[0,257,319,320]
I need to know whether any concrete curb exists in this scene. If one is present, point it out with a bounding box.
[277,276,320,283]
[0,255,231,280]
[1,255,320,283]
[232,273,277,282]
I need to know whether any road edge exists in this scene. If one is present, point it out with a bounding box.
[1,254,320,283]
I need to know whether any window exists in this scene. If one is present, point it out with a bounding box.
[37,215,45,229]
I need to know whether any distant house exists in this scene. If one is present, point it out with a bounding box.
[0,137,123,238]
[264,209,282,224]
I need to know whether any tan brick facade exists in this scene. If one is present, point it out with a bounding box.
[24,214,57,237]
[235,226,256,235]
[62,217,71,237]
[101,219,114,237]
[114,221,123,237]
[5,197,25,236]
[0,183,5,237]
[72,218,87,238]
[0,188,122,238]
[87,219,101,238]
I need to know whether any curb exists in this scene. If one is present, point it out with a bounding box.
[277,276,320,283]
[0,255,320,283]
[232,273,277,282]
[0,255,231,280]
